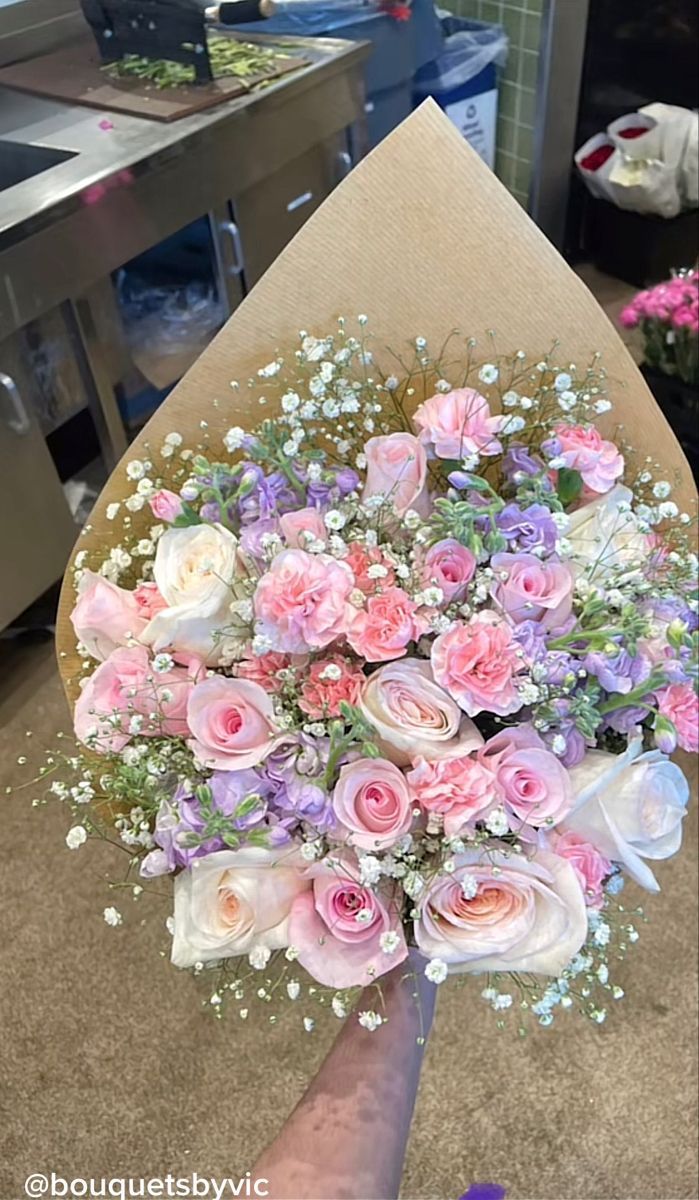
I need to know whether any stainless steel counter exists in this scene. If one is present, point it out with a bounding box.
[0,30,367,630]
[0,33,368,334]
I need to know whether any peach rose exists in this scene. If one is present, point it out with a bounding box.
[143,523,240,664]
[413,388,505,460]
[554,424,624,494]
[490,552,574,630]
[431,612,524,717]
[347,586,422,662]
[358,658,483,767]
[171,845,310,968]
[74,645,193,753]
[656,682,698,753]
[564,737,690,892]
[187,675,279,771]
[289,856,407,988]
[298,656,365,718]
[362,432,430,516]
[423,539,476,603]
[71,571,148,661]
[332,758,413,850]
[407,754,500,836]
[279,507,327,549]
[254,549,353,653]
[414,846,587,976]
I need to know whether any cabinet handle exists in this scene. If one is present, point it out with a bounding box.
[336,150,352,181]
[0,372,31,436]
[219,220,245,276]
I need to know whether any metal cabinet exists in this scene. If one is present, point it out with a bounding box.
[0,336,76,630]
[233,135,352,288]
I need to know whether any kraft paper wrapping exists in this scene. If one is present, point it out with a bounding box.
[55,100,696,695]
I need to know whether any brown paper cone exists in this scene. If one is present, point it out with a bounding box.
[55,99,696,695]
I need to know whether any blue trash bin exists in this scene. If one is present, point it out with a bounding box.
[413,17,508,169]
[231,0,444,147]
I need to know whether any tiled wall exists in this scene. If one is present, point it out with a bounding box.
[451,0,545,207]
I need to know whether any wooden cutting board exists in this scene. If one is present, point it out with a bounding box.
[0,35,306,122]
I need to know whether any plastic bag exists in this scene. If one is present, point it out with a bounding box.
[640,102,699,208]
[416,20,508,92]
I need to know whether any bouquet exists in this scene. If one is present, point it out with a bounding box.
[620,269,699,386]
[38,321,697,1036]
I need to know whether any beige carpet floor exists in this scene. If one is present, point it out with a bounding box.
[0,640,696,1200]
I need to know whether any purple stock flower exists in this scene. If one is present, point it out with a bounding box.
[239,516,281,563]
[333,466,360,496]
[266,734,335,831]
[502,443,547,483]
[585,648,651,695]
[604,705,651,735]
[200,501,222,523]
[496,503,558,555]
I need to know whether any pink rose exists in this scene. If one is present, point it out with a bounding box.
[362,432,430,516]
[133,581,168,620]
[431,612,524,717]
[299,655,365,718]
[413,388,505,460]
[74,646,194,753]
[149,489,183,523]
[347,586,423,662]
[289,856,407,987]
[71,571,148,661]
[553,831,611,908]
[407,754,499,836]
[344,542,396,594]
[332,758,413,850]
[413,846,587,976]
[554,424,624,494]
[358,658,483,767]
[656,682,699,753]
[423,539,476,603]
[279,507,327,549]
[254,549,353,653]
[187,675,279,770]
[478,728,573,827]
[490,552,574,630]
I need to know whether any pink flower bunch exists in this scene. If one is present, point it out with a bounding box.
[620,272,699,332]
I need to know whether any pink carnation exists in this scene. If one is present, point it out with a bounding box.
[407,754,500,836]
[554,424,624,494]
[236,651,294,694]
[344,542,396,594]
[346,586,423,663]
[431,611,524,717]
[299,656,365,718]
[554,831,611,908]
[656,682,699,753]
[413,388,505,460]
[133,581,168,619]
[253,549,354,653]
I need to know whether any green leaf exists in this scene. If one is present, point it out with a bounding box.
[557,467,583,507]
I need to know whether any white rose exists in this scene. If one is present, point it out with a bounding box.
[171,846,310,969]
[143,524,239,664]
[413,845,587,976]
[563,737,689,892]
[566,485,651,579]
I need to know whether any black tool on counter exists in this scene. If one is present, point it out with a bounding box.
[80,0,271,83]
